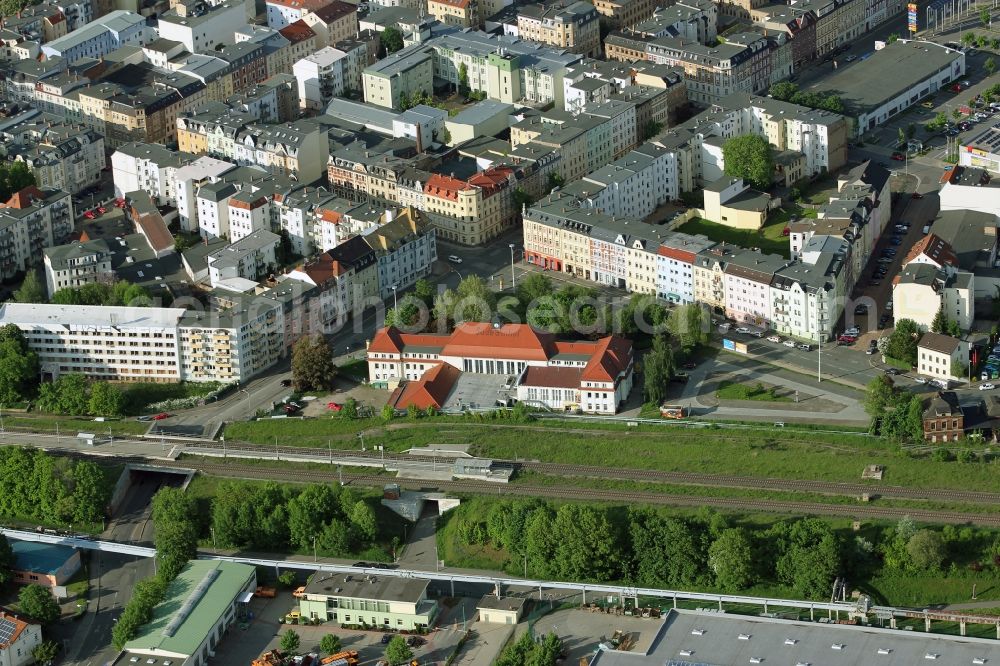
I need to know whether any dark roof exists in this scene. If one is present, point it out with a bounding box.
[520,365,582,389]
[924,391,962,418]
[919,332,961,355]
[325,234,376,270]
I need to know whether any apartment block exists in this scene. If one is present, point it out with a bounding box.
[1,114,106,196]
[43,239,114,298]
[428,0,480,28]
[300,0,357,47]
[0,186,74,282]
[423,167,515,246]
[632,0,717,45]
[111,142,190,205]
[516,1,601,57]
[293,46,347,110]
[592,0,658,30]
[656,232,716,304]
[40,9,147,61]
[266,0,334,29]
[362,207,437,299]
[208,229,280,286]
[157,0,247,53]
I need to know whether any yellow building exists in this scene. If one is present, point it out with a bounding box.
[427,0,479,28]
[516,1,601,57]
[702,178,772,230]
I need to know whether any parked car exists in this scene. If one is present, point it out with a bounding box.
[844,54,858,62]
[282,404,300,414]
[281,378,292,387]
[381,634,393,644]
[913,377,927,384]
[735,326,751,334]
[783,339,797,347]
[911,192,924,199]
[884,368,902,376]
[867,341,878,355]
[97,206,106,214]
[407,637,425,647]
[327,402,343,411]
[854,304,868,315]
[447,254,463,263]
[921,101,935,108]
[83,211,95,220]
[682,361,697,370]
[981,383,996,391]
[891,152,905,161]
[797,343,812,351]
[766,335,782,343]
[152,412,171,420]
[845,326,860,336]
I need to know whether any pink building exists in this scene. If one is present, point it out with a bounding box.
[723,249,789,327]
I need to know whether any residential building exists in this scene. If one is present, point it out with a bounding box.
[808,40,965,137]
[0,186,74,282]
[361,43,434,109]
[923,391,964,442]
[917,332,966,381]
[368,323,635,413]
[592,0,658,30]
[427,0,479,28]
[111,143,191,205]
[40,9,147,61]
[769,249,845,341]
[43,239,114,298]
[892,262,974,333]
[207,229,280,286]
[516,1,601,57]
[266,0,334,29]
[522,195,597,279]
[632,0,717,45]
[656,232,716,303]
[156,0,248,54]
[723,248,789,327]
[1,4,68,45]
[423,167,516,246]
[293,47,347,110]
[0,611,42,666]
[120,561,257,666]
[445,99,513,145]
[702,177,772,229]
[938,165,1000,216]
[362,207,437,299]
[300,0,357,48]
[9,541,81,589]
[298,571,438,630]
[1,115,106,195]
[643,32,772,106]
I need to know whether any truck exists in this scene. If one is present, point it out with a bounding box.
[320,651,359,666]
[292,586,306,598]
[254,586,276,598]
[252,650,284,666]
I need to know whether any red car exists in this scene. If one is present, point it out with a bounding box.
[912,192,924,199]
[891,152,905,161]
[283,404,300,414]
[152,412,171,420]
[115,198,126,208]
[327,402,343,411]
[782,226,791,237]
[837,335,857,344]
[83,211,95,220]
[951,83,963,93]
[97,206,107,214]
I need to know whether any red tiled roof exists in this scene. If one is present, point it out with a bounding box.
[299,253,349,284]
[581,336,632,383]
[657,245,696,264]
[135,212,173,254]
[0,612,30,649]
[425,173,471,200]
[431,0,472,8]
[279,19,316,43]
[269,0,331,10]
[904,233,957,268]
[441,323,555,361]
[307,0,355,23]
[390,363,460,410]
[4,185,46,209]
[468,167,513,197]
[229,195,268,210]
[520,365,582,389]
[318,208,343,224]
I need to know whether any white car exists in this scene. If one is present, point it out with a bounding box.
[767,335,782,343]
[844,327,860,336]
[735,326,751,334]
[447,255,463,264]
[913,377,927,384]
[981,383,996,391]
[783,339,797,348]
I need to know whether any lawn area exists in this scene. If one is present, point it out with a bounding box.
[5,416,149,437]
[716,380,791,402]
[219,416,1000,493]
[675,216,789,257]
[337,358,368,382]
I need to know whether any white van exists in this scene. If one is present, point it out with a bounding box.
[922,224,931,234]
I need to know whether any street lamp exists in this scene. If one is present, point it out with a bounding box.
[240,388,251,416]
[509,243,517,289]
[391,285,398,311]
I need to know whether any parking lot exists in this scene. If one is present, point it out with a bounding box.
[210,589,475,666]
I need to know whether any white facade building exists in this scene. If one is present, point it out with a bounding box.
[293,46,346,110]
[207,229,280,286]
[156,1,248,54]
[111,143,187,205]
[0,613,42,666]
[43,239,114,298]
[0,186,74,282]
[40,10,147,61]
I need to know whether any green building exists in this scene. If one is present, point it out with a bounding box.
[299,571,438,631]
[120,560,257,666]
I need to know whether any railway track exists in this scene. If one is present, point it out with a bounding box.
[184,441,1000,506]
[184,460,1000,527]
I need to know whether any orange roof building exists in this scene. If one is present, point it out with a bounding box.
[369,323,633,414]
[0,610,42,663]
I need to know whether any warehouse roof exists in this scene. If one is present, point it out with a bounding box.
[304,571,428,603]
[124,560,255,657]
[11,541,77,575]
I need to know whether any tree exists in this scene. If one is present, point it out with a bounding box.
[280,629,301,655]
[451,275,496,323]
[775,519,841,599]
[413,278,435,306]
[708,528,755,591]
[887,32,899,43]
[769,82,799,101]
[643,334,674,407]
[0,323,39,403]
[0,0,29,23]
[963,31,978,47]
[642,120,664,141]
[516,273,554,309]
[287,484,341,550]
[385,636,413,666]
[151,487,198,578]
[89,382,125,417]
[31,641,60,665]
[37,374,90,416]
[886,318,920,366]
[0,161,35,201]
[987,57,998,78]
[291,335,337,391]
[381,26,404,54]
[931,306,947,333]
[13,270,46,303]
[982,7,991,27]
[993,38,1000,50]
[864,375,896,418]
[320,634,342,655]
[18,584,60,623]
[907,529,946,570]
[0,533,13,587]
[350,500,377,542]
[385,301,422,329]
[71,460,107,524]
[906,123,917,140]
[897,127,906,147]
[668,303,710,352]
[546,172,564,193]
[722,134,774,190]
[458,62,469,91]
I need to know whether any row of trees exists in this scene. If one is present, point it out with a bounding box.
[931,306,963,338]
[0,324,38,404]
[767,83,846,114]
[14,274,151,308]
[36,374,127,417]
[0,447,109,526]
[112,487,201,649]
[452,498,994,600]
[452,498,844,598]
[210,481,380,556]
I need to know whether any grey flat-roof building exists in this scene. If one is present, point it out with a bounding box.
[809,40,965,137]
[590,609,1000,665]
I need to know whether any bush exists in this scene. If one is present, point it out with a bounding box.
[932,448,952,462]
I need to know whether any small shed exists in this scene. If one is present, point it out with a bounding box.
[477,595,526,624]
